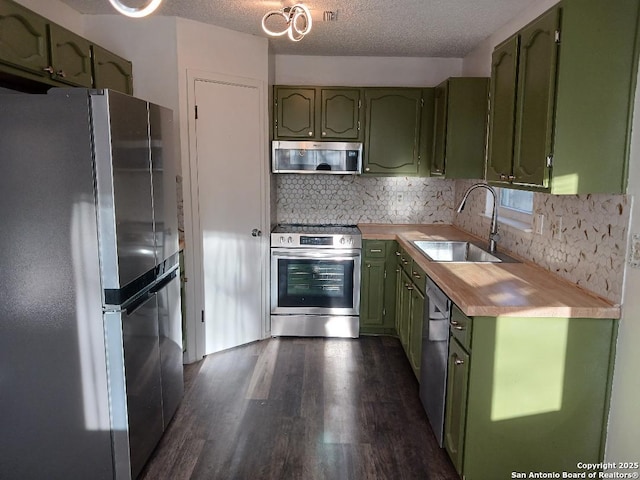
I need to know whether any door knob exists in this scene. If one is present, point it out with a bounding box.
[251,228,262,237]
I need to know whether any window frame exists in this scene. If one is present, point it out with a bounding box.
[485,187,534,229]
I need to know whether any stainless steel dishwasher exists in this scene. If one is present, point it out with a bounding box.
[419,277,452,447]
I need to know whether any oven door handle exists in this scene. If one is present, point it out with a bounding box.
[271,250,361,260]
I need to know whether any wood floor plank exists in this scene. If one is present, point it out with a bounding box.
[140,336,459,480]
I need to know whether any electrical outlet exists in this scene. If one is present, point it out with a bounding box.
[534,213,544,235]
[396,193,404,203]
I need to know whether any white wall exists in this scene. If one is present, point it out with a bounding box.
[275,55,463,86]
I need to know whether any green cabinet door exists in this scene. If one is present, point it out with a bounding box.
[0,0,49,78]
[48,23,92,87]
[444,337,470,476]
[486,36,519,184]
[360,258,386,328]
[363,88,424,175]
[319,88,361,140]
[398,270,412,353]
[360,240,397,335]
[408,286,424,378]
[512,7,559,188]
[433,78,489,179]
[274,87,316,139]
[92,44,133,95]
[431,81,448,176]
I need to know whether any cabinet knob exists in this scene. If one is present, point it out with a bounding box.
[453,325,465,331]
[454,358,465,366]
[395,251,401,256]
[367,263,371,268]
[412,272,421,279]
[322,131,327,136]
[43,66,54,74]
[499,173,508,180]
[308,131,313,136]
[405,284,414,291]
[365,167,370,172]
[508,175,516,181]
[56,70,66,78]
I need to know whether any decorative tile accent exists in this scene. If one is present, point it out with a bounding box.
[453,179,630,304]
[276,175,456,225]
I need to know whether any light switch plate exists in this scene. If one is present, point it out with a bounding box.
[534,213,544,235]
[630,234,640,268]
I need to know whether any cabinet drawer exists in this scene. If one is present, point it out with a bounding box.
[363,240,386,258]
[409,261,426,294]
[450,304,472,351]
[397,247,412,275]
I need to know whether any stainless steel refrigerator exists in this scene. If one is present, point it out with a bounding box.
[0,88,183,479]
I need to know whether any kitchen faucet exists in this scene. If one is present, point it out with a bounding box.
[456,183,500,253]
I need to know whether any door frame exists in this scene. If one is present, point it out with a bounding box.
[184,69,270,361]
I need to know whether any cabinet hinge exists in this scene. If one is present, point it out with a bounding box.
[383,307,386,317]
[546,155,553,168]
[195,105,198,120]
[358,99,361,109]
[555,30,561,44]
[201,310,205,323]
[357,120,361,131]
[421,98,424,107]
[384,269,387,279]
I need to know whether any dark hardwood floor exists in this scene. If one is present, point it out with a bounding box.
[140,336,459,480]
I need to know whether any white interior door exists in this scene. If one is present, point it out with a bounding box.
[192,77,266,355]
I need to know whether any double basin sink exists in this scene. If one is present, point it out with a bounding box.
[412,241,518,264]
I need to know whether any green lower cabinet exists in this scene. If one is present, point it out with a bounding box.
[444,337,469,475]
[444,309,617,479]
[397,270,412,354]
[359,240,397,335]
[407,286,424,378]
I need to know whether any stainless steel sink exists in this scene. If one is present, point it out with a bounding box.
[413,241,504,263]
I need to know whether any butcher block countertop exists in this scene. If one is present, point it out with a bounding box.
[358,224,620,319]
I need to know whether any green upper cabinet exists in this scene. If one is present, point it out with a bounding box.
[92,45,133,95]
[273,86,362,140]
[0,0,134,93]
[486,36,519,183]
[274,87,316,139]
[319,88,362,140]
[48,23,92,87]
[363,88,432,176]
[487,0,640,194]
[0,0,49,79]
[431,77,489,179]
[487,8,558,189]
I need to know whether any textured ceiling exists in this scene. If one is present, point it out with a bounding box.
[59,0,537,57]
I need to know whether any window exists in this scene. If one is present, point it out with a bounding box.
[485,187,534,228]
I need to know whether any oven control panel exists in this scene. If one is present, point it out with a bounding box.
[272,233,361,249]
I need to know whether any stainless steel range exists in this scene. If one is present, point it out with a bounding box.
[270,224,362,338]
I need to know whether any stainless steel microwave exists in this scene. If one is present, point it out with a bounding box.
[271,141,363,174]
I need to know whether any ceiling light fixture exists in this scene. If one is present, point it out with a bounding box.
[261,4,313,42]
[108,0,163,18]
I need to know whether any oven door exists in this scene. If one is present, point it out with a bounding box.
[271,248,361,315]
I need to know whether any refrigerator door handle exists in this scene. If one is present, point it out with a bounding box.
[125,290,154,316]
[150,269,178,294]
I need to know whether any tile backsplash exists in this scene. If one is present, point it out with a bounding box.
[453,179,630,305]
[276,175,455,225]
[274,174,629,305]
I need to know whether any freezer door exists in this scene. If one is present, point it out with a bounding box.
[155,268,184,427]
[149,102,180,265]
[92,90,156,297]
